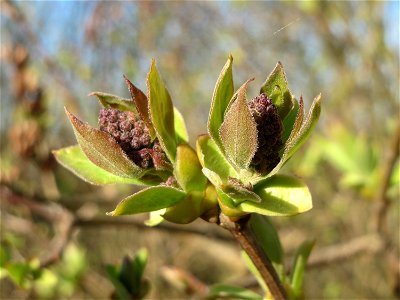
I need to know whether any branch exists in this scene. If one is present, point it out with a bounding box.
[1,185,74,268]
[375,123,400,234]
[307,234,384,268]
[218,213,288,300]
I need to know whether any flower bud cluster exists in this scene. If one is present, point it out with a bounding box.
[248,93,283,174]
[98,108,168,169]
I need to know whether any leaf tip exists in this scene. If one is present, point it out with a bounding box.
[106,211,116,216]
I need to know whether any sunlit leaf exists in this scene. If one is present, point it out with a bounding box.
[89,92,135,112]
[65,109,144,178]
[240,175,312,216]
[260,61,294,119]
[175,144,207,192]
[208,55,234,150]
[281,97,302,144]
[174,107,189,144]
[283,94,321,162]
[123,75,156,139]
[196,134,237,180]
[220,78,258,170]
[147,59,176,162]
[109,186,186,216]
[53,145,155,185]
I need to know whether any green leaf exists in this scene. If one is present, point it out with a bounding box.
[260,61,294,119]
[65,109,145,178]
[53,145,154,185]
[208,55,234,150]
[123,75,156,140]
[241,251,268,293]
[268,94,321,178]
[249,215,283,265]
[281,97,301,144]
[196,134,237,180]
[207,283,262,300]
[162,192,203,224]
[240,175,312,216]
[221,179,261,204]
[88,92,135,112]
[174,107,189,144]
[282,94,321,163]
[109,186,186,216]
[174,144,207,192]
[147,59,176,162]
[219,79,258,170]
[290,240,315,299]
[105,265,131,300]
[144,209,166,226]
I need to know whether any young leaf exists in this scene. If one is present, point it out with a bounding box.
[260,61,293,119]
[240,175,312,216]
[283,94,321,163]
[196,134,237,181]
[147,60,176,162]
[174,144,207,192]
[290,240,315,299]
[207,283,262,300]
[249,215,283,265]
[241,251,268,293]
[105,265,131,300]
[123,75,156,140]
[284,96,305,148]
[267,94,320,179]
[219,78,258,170]
[65,109,144,178]
[208,55,234,150]
[109,186,186,216]
[174,107,189,144]
[88,92,136,112]
[53,145,156,186]
[281,97,301,144]
[144,209,166,226]
[221,180,262,204]
[162,192,203,224]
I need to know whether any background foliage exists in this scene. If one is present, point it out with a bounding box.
[1,1,399,299]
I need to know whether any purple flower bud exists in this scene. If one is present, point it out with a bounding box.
[248,93,283,174]
[98,108,169,169]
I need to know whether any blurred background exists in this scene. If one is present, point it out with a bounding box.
[1,1,399,299]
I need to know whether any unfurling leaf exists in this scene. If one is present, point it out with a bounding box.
[196,134,237,181]
[290,240,315,299]
[208,55,234,150]
[284,94,321,160]
[65,108,144,178]
[162,193,203,224]
[89,92,135,112]
[147,60,176,162]
[219,79,258,170]
[53,145,157,185]
[109,186,186,216]
[173,108,189,144]
[240,175,312,216]
[260,61,294,119]
[174,144,207,192]
[123,75,156,140]
[249,215,283,265]
[207,283,262,300]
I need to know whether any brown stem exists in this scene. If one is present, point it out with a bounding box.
[218,213,287,300]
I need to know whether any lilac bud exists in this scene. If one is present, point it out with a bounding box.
[248,93,283,174]
[98,108,169,169]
